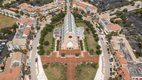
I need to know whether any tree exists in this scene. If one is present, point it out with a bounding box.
[38,49,44,55]
[123,8,128,13]
[44,41,49,46]
[96,44,101,49]
[96,49,102,55]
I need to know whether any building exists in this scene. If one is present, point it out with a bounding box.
[17,3,39,17]
[0,52,24,80]
[40,1,65,16]
[72,0,97,14]
[53,0,84,55]
[111,35,142,80]
[7,17,37,50]
[110,35,138,63]
[99,18,122,34]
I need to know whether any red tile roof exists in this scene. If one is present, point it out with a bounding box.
[9,8,17,12]
[117,67,130,80]
[115,51,125,58]
[73,1,96,11]
[23,25,31,36]
[0,67,21,80]
[17,3,29,8]
[118,58,128,65]
[107,24,122,31]
[18,17,34,24]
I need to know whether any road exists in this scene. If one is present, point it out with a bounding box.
[30,15,51,80]
[90,20,110,80]
[30,26,42,80]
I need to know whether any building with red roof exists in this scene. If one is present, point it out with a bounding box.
[117,67,131,80]
[17,3,39,17]
[99,18,122,34]
[0,67,21,80]
[73,1,97,13]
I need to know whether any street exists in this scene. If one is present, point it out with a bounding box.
[90,20,111,80]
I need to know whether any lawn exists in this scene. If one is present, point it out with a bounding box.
[75,62,98,80]
[44,63,67,80]
[76,21,97,55]
[0,14,16,29]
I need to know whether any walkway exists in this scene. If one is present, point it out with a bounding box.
[41,51,99,80]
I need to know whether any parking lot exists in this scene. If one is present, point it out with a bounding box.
[123,10,142,57]
[90,0,129,11]
[0,40,8,63]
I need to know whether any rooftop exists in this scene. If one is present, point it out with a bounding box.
[0,67,21,80]
[17,3,29,9]
[117,57,128,65]
[115,51,125,58]
[117,67,131,80]
[73,1,97,11]
[106,24,122,31]
[4,52,23,71]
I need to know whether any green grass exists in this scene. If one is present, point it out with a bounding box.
[0,14,16,29]
[43,23,63,55]
[43,32,53,55]
[75,63,98,80]
[76,21,97,55]
[44,63,67,80]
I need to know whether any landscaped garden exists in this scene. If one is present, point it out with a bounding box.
[38,12,65,55]
[75,62,98,80]
[76,20,101,55]
[43,63,67,80]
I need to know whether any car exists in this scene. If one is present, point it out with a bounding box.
[35,58,38,62]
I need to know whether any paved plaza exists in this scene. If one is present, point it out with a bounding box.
[41,51,99,80]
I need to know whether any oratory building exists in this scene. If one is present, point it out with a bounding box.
[53,0,84,55]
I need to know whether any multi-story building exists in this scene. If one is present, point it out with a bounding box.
[110,35,142,80]
[17,3,40,17]
[7,17,37,50]
[99,18,122,34]
[39,1,65,16]
[72,0,97,14]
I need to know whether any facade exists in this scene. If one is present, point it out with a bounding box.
[53,0,84,54]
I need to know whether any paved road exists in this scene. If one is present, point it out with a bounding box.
[30,27,42,80]
[30,15,51,80]
[90,21,110,80]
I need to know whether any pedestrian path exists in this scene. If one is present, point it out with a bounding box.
[41,51,99,80]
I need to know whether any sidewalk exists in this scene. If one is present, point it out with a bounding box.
[37,54,48,80]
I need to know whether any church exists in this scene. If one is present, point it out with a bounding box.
[53,0,84,55]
